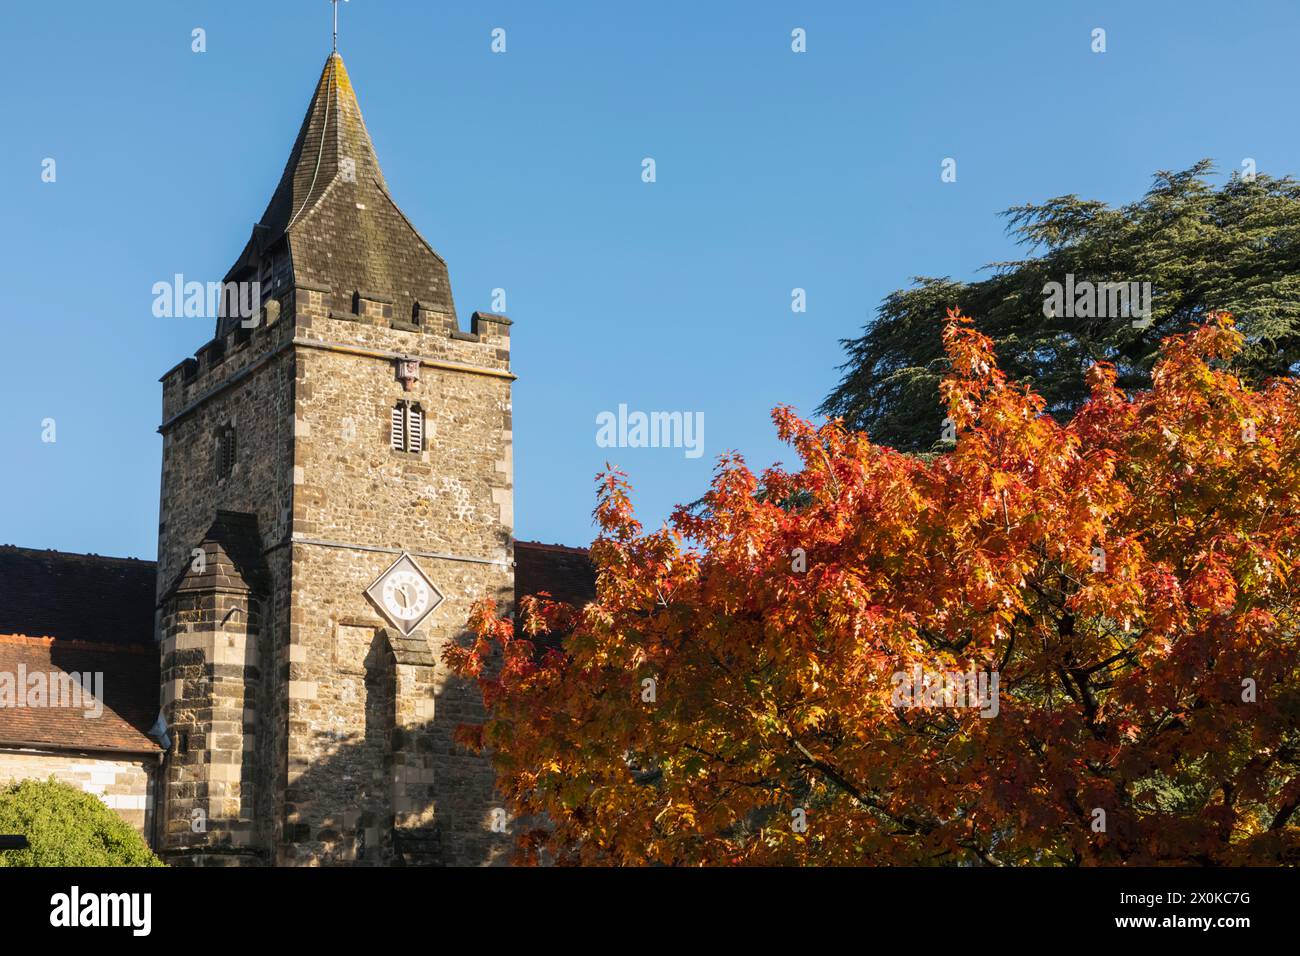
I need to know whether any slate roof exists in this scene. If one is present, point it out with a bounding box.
[0,635,160,754]
[219,53,456,337]
[257,53,389,243]
[0,546,155,647]
[514,541,597,606]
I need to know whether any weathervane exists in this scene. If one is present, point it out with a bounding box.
[331,0,349,53]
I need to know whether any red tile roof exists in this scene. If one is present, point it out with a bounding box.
[0,546,155,647]
[0,635,161,754]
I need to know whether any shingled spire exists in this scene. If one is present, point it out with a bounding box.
[257,53,387,241]
[219,54,456,337]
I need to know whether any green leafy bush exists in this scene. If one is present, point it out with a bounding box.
[0,778,163,867]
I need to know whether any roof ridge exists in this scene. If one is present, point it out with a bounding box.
[515,540,591,555]
[0,544,155,566]
[0,634,155,655]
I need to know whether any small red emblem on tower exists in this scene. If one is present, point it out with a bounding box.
[397,358,420,391]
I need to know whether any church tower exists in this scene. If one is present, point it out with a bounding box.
[156,54,514,866]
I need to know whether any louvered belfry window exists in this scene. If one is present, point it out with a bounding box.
[407,403,424,451]
[391,401,424,453]
[390,404,405,450]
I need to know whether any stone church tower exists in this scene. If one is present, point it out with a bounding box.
[155,54,514,865]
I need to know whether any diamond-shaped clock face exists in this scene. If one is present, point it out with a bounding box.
[365,553,443,636]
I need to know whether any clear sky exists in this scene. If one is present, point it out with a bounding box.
[2,0,1298,561]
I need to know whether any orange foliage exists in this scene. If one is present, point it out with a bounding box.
[446,311,1300,866]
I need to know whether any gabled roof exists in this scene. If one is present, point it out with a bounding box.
[0,546,155,647]
[0,635,161,754]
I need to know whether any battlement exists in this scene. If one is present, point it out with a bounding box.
[160,284,512,428]
[159,292,293,428]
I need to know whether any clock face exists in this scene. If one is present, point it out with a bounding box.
[382,570,431,620]
[365,554,443,635]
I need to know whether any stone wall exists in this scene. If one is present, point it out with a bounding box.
[157,583,264,862]
[157,303,293,867]
[0,749,156,835]
[157,307,296,598]
[280,289,515,865]
[157,279,515,866]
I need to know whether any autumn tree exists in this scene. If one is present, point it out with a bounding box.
[822,161,1300,450]
[449,312,1300,866]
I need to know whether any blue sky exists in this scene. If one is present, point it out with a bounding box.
[1,0,1298,561]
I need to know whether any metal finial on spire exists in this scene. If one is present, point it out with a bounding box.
[331,0,349,53]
